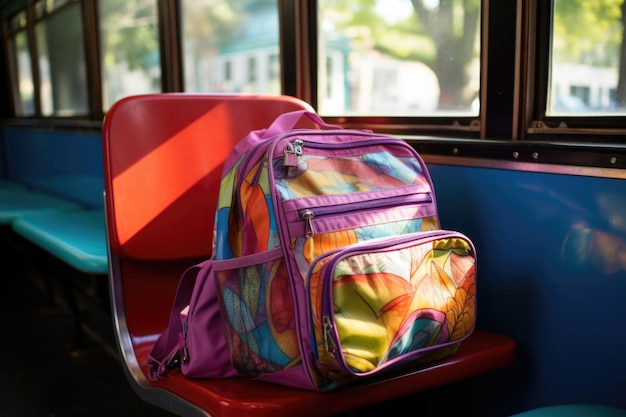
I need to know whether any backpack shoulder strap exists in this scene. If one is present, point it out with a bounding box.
[147,259,211,380]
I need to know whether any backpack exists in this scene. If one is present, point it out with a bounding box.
[148,110,477,391]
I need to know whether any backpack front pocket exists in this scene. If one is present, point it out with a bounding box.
[307,230,477,390]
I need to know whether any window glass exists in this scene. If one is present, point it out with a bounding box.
[35,1,89,116]
[181,0,281,94]
[35,0,72,18]
[549,0,625,115]
[317,0,481,117]
[8,11,35,116]
[99,0,161,111]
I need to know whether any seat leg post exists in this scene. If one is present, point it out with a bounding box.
[54,274,84,349]
[44,274,56,310]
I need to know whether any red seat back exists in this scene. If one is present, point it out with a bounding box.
[103,94,313,261]
[101,93,312,350]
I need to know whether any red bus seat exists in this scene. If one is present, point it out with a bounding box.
[102,93,516,417]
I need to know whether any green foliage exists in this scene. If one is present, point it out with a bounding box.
[182,0,244,51]
[321,0,436,64]
[99,0,159,72]
[321,0,481,108]
[100,0,246,74]
[552,0,623,66]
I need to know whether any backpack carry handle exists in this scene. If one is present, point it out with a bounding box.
[261,110,341,139]
[223,110,342,176]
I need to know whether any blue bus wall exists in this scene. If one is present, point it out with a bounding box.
[1,126,104,209]
[0,126,8,178]
[428,163,626,415]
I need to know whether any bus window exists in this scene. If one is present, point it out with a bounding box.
[181,0,281,95]
[317,0,481,117]
[7,10,34,117]
[548,0,625,116]
[99,0,161,111]
[35,0,88,117]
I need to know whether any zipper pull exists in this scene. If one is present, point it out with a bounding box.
[284,139,304,167]
[302,209,315,260]
[323,316,337,354]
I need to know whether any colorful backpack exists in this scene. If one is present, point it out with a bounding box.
[148,110,477,391]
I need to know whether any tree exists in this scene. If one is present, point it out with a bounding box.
[99,0,160,74]
[100,0,245,80]
[552,0,622,66]
[552,0,626,107]
[321,0,480,110]
[410,0,480,109]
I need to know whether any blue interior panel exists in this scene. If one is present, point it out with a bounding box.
[428,163,626,414]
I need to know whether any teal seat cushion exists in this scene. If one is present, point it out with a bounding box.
[0,189,82,224]
[0,179,27,191]
[12,210,108,274]
[511,405,626,417]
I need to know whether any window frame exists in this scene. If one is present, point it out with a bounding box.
[5,9,34,117]
[291,0,485,139]
[524,0,626,143]
[34,0,91,117]
[0,0,624,153]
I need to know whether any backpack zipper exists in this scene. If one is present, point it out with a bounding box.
[284,139,304,167]
[299,193,433,258]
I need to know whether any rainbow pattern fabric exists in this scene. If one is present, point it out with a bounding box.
[210,112,476,391]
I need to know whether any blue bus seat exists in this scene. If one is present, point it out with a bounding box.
[0,178,27,191]
[511,405,626,417]
[102,93,517,417]
[12,210,108,274]
[0,188,82,224]
[2,188,106,348]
